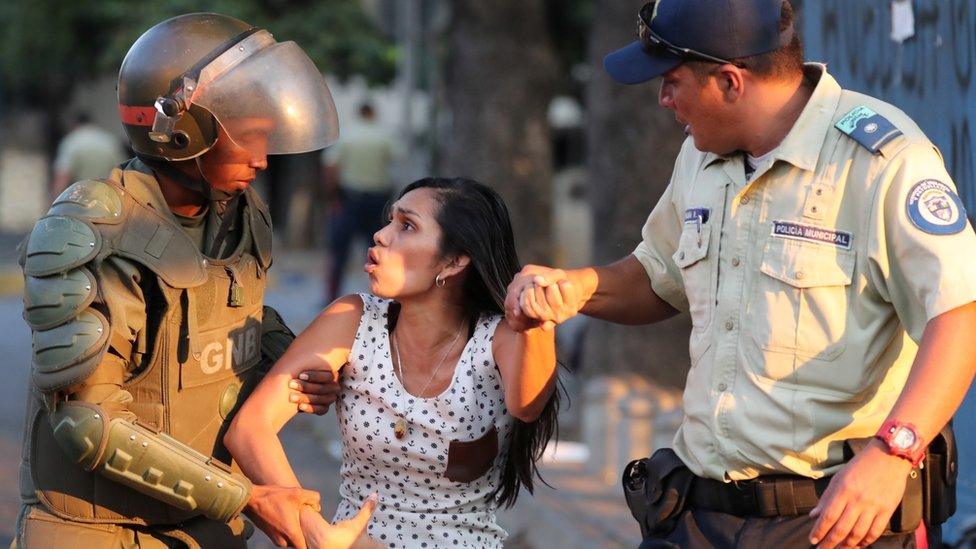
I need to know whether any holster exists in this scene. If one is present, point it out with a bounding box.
[843,422,957,534]
[622,448,694,538]
[923,423,956,525]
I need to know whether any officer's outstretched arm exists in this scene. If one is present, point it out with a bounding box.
[22,193,252,523]
[261,304,342,416]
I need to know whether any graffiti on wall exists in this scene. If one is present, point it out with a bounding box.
[802,0,976,213]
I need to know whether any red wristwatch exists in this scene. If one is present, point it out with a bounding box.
[874,420,925,467]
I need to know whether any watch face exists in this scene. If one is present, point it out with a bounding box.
[892,427,917,449]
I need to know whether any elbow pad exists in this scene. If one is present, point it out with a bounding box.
[49,402,252,522]
[260,305,295,360]
[256,305,296,373]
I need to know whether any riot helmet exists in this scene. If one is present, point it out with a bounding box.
[118,13,339,163]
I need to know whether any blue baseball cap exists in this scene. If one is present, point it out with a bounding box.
[604,0,795,85]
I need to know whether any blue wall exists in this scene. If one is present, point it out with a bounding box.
[802,0,976,210]
[801,0,976,541]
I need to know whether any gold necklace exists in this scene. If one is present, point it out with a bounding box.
[392,321,465,440]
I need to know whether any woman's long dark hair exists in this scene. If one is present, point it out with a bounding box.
[397,177,560,508]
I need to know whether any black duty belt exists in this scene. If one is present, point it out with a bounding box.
[689,474,832,517]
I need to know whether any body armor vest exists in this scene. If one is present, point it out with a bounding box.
[21,163,273,526]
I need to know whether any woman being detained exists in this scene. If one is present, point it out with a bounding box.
[226,177,563,548]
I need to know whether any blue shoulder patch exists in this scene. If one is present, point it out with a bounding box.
[835,106,903,154]
[906,179,967,235]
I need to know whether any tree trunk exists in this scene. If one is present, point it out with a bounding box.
[580,0,692,389]
[438,1,558,265]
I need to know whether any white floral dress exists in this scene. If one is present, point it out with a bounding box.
[332,294,513,548]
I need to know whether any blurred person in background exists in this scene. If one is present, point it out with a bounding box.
[228,177,560,548]
[322,101,398,304]
[50,112,126,200]
[505,0,976,548]
[17,12,363,549]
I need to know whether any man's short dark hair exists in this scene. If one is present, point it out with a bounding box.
[687,1,803,83]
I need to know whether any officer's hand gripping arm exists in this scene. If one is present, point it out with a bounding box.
[260,305,339,415]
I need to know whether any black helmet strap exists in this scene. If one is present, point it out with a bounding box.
[137,153,246,259]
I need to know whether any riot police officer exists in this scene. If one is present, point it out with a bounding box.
[16,13,370,548]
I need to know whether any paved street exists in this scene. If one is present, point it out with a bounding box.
[0,293,31,545]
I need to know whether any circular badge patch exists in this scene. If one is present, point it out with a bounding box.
[906,179,967,235]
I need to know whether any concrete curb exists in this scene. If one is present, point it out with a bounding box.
[0,266,22,297]
[0,231,26,298]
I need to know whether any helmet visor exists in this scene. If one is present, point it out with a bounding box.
[191,40,339,158]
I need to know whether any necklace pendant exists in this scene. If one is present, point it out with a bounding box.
[394,418,408,440]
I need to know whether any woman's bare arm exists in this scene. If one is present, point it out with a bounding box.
[492,320,557,422]
[225,294,363,486]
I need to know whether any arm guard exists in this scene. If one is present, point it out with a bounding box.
[49,401,252,523]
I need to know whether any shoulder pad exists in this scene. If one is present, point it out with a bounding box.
[48,179,124,225]
[112,197,207,288]
[835,106,904,155]
[32,309,110,392]
[24,216,101,277]
[246,188,273,271]
[23,267,97,330]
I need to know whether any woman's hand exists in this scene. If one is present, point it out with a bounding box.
[505,266,581,332]
[505,266,564,331]
[518,276,580,331]
[300,494,379,549]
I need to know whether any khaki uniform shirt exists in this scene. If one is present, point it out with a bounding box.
[53,124,126,181]
[634,64,976,481]
[322,120,397,192]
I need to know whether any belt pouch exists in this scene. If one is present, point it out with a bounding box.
[622,448,693,538]
[924,423,957,525]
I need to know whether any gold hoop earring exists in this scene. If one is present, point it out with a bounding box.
[435,274,446,287]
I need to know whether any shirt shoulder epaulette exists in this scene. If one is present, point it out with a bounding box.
[834,91,929,159]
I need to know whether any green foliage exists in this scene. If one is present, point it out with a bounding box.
[258,2,399,85]
[0,0,122,99]
[0,0,397,106]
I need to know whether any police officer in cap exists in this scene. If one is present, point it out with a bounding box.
[17,13,371,548]
[505,1,976,547]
